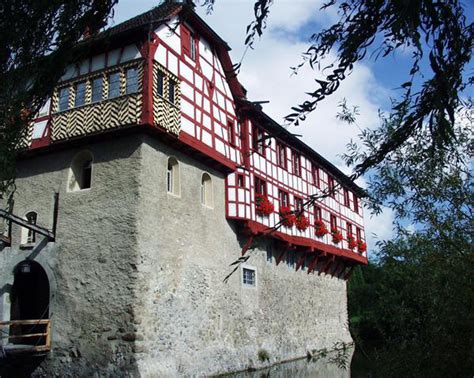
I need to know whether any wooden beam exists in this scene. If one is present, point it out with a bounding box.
[0,210,55,240]
[344,266,355,280]
[276,249,286,266]
[319,255,335,276]
[241,235,254,256]
[295,253,306,271]
[307,254,320,274]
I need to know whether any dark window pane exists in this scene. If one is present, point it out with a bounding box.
[157,73,164,96]
[91,77,103,103]
[108,72,121,99]
[74,82,86,107]
[126,68,138,94]
[58,87,70,112]
[169,81,175,104]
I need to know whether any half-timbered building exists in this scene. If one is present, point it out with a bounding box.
[0,1,367,375]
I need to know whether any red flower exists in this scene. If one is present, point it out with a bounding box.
[255,194,274,216]
[357,240,367,253]
[314,219,328,237]
[331,228,343,244]
[347,235,358,250]
[296,214,310,231]
[279,206,296,227]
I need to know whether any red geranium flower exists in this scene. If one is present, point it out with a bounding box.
[279,206,296,227]
[314,219,328,237]
[347,235,358,250]
[296,214,310,231]
[357,240,367,253]
[255,194,274,216]
[331,228,343,244]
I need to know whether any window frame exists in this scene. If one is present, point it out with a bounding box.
[125,67,139,95]
[242,266,257,287]
[276,141,287,169]
[74,81,87,108]
[227,119,236,146]
[58,87,70,112]
[201,172,213,208]
[343,188,350,207]
[314,205,322,221]
[91,76,103,103]
[330,214,338,230]
[254,176,267,196]
[108,71,121,99]
[252,125,265,156]
[328,176,336,198]
[313,164,320,188]
[168,80,176,104]
[292,150,301,176]
[278,190,289,208]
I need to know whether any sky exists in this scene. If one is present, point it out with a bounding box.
[109,0,456,250]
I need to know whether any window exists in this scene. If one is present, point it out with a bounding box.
[292,151,301,176]
[341,188,349,207]
[126,67,139,94]
[190,34,197,60]
[276,142,287,168]
[58,87,70,112]
[108,72,121,99]
[313,164,320,188]
[74,81,86,107]
[295,197,304,212]
[237,174,245,188]
[169,81,176,104]
[314,206,322,220]
[181,24,197,60]
[356,227,362,241]
[255,176,266,195]
[328,176,336,198]
[252,125,265,155]
[69,151,93,191]
[156,72,164,96]
[242,267,256,286]
[354,194,359,214]
[347,222,353,237]
[167,157,180,196]
[228,119,236,146]
[91,77,103,103]
[21,211,37,245]
[330,214,338,230]
[279,190,289,207]
[201,173,213,207]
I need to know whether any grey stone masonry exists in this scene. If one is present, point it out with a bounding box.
[0,134,352,377]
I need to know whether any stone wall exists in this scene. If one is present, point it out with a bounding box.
[0,136,143,376]
[0,133,352,376]
[134,135,352,376]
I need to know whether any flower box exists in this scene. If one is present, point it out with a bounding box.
[331,228,343,244]
[279,206,296,227]
[314,219,328,237]
[347,235,358,250]
[295,214,310,231]
[255,194,274,216]
[357,240,367,253]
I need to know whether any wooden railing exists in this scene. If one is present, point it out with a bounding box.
[0,319,51,354]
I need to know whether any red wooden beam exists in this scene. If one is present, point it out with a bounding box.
[319,255,335,276]
[241,235,254,256]
[295,253,306,271]
[307,254,320,274]
[335,261,347,277]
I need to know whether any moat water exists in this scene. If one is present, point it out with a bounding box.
[222,348,370,377]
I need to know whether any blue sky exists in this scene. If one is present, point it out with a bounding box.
[110,0,473,249]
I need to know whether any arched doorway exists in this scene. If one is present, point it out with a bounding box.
[10,261,50,346]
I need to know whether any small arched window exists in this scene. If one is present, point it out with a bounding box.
[201,173,213,207]
[167,157,180,195]
[69,151,93,191]
[21,211,37,245]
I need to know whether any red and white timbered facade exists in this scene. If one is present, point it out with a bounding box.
[22,3,367,267]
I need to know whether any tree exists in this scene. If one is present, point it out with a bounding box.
[347,108,473,375]
[204,0,473,179]
[0,0,117,203]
